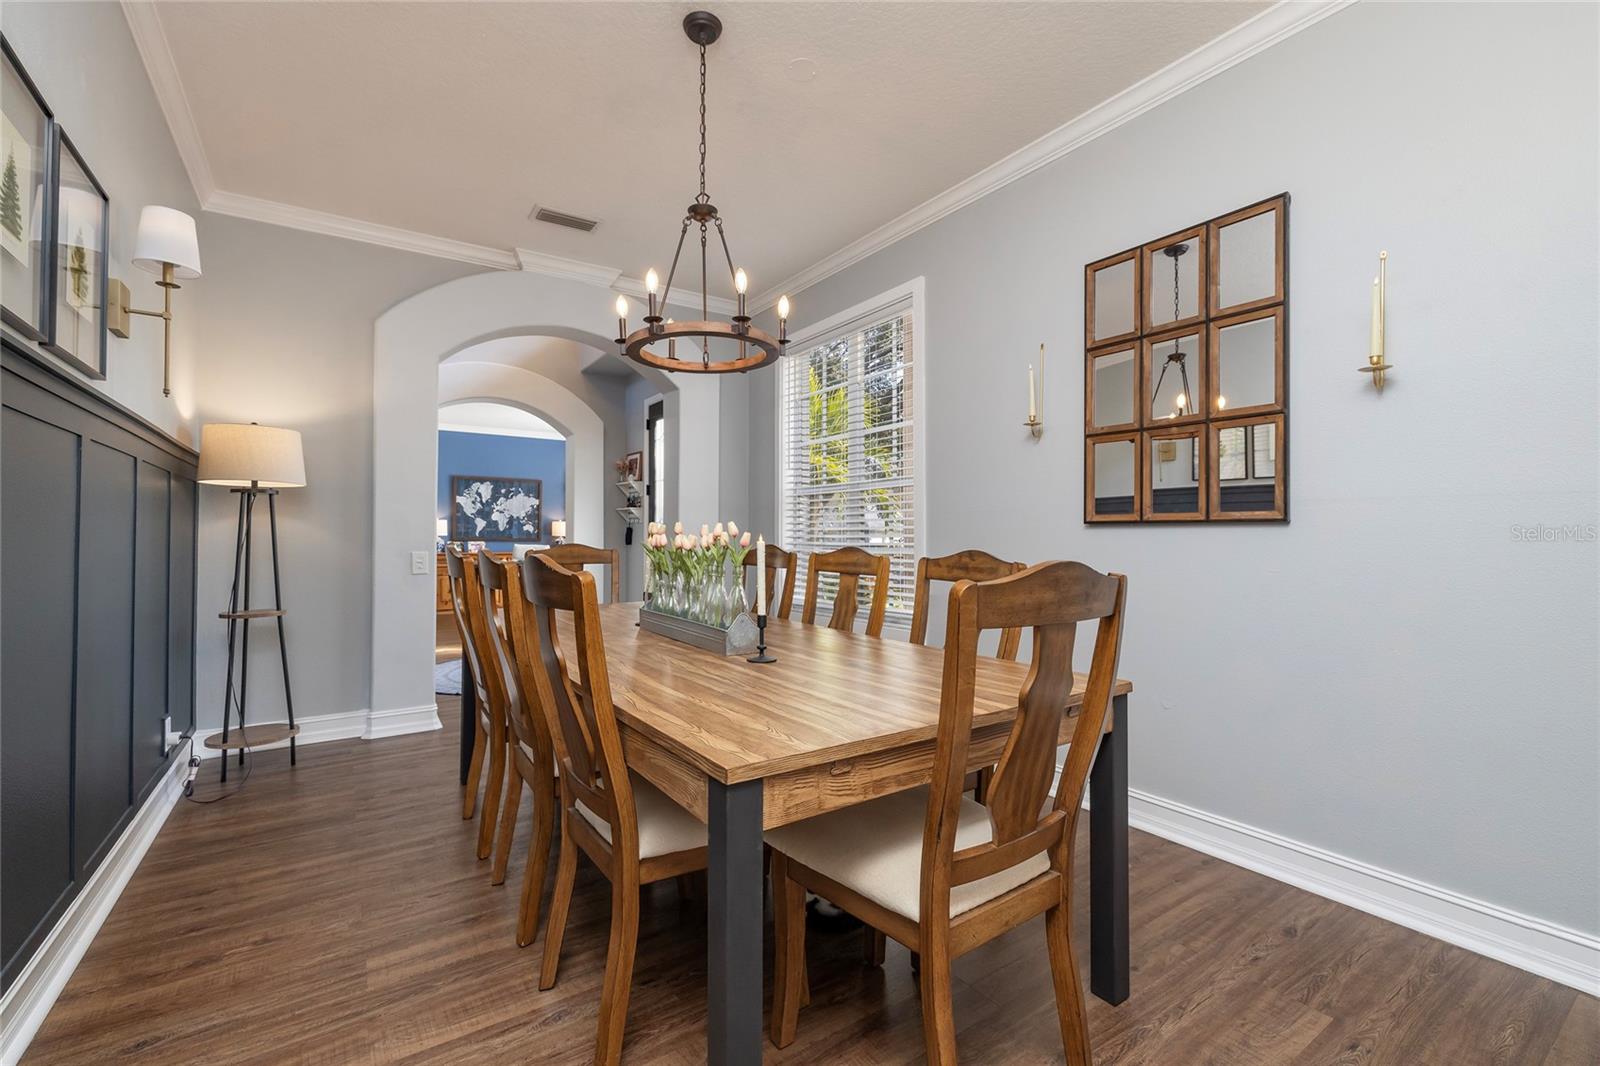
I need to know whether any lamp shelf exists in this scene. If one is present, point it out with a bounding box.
[203,722,300,751]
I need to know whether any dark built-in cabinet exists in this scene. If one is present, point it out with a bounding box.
[1,337,198,990]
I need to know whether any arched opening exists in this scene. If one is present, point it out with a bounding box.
[371,270,724,729]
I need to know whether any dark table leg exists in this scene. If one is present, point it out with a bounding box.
[707,777,764,1066]
[459,673,476,787]
[1090,693,1130,1005]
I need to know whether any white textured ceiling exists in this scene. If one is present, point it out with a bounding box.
[153,1,1269,296]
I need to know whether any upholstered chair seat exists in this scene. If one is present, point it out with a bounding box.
[576,775,707,859]
[764,785,1049,921]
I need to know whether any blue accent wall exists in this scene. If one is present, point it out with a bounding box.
[438,430,566,549]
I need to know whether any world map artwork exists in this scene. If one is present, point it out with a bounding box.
[450,475,542,542]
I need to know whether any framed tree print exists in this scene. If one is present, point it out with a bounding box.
[45,129,108,378]
[1,36,55,343]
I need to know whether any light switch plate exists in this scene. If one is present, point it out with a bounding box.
[411,550,430,575]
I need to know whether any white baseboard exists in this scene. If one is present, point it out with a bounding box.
[364,703,442,740]
[193,708,366,759]
[1123,787,1600,996]
[0,741,192,1066]
[191,704,441,758]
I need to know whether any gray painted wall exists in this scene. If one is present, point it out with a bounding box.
[748,1,1599,934]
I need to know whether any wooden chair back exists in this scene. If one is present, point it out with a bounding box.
[800,546,891,637]
[534,543,620,603]
[740,543,797,619]
[477,552,551,766]
[910,550,1027,661]
[517,552,640,857]
[445,546,490,710]
[924,561,1126,912]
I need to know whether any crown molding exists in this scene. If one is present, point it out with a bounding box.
[746,0,1354,310]
[513,247,621,287]
[120,0,215,204]
[206,191,519,269]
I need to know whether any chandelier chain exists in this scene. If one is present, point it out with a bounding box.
[696,44,710,205]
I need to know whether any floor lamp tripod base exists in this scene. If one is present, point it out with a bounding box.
[205,485,300,782]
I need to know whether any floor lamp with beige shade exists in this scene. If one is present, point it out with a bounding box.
[197,423,306,783]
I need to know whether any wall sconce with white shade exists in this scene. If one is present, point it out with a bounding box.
[109,206,202,397]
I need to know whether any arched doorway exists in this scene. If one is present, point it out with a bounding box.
[371,270,724,729]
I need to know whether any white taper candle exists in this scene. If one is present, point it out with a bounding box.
[756,535,767,616]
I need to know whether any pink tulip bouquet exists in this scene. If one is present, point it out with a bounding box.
[643,519,755,627]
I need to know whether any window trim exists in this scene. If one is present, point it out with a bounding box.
[773,277,927,631]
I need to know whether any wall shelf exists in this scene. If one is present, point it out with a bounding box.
[616,505,644,525]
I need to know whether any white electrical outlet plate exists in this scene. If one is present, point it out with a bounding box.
[411,550,430,575]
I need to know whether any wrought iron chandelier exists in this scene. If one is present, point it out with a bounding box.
[614,11,791,374]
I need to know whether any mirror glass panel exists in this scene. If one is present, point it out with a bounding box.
[1216,209,1277,309]
[1217,419,1279,513]
[1092,439,1136,516]
[1092,258,1136,341]
[1215,313,1278,413]
[1150,433,1201,516]
[1147,331,1201,423]
[1091,347,1136,428]
[1146,237,1201,328]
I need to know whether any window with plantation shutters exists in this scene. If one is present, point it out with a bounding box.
[779,293,918,626]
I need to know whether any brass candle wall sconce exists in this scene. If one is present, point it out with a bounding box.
[1025,343,1045,439]
[1359,251,1393,392]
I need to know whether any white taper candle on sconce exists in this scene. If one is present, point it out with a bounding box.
[1370,276,1382,357]
[1028,364,1037,420]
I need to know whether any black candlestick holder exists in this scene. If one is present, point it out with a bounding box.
[747,613,776,663]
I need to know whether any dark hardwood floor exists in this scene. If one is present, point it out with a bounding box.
[23,686,1597,1064]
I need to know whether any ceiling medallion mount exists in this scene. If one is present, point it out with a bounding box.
[614,10,791,374]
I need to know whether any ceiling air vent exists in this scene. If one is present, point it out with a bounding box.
[531,206,599,233]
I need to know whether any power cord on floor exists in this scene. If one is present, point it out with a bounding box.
[182,682,255,805]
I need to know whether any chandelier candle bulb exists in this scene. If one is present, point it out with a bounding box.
[615,294,629,341]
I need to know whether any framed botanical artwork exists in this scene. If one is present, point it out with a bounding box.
[1,36,55,343]
[450,475,542,542]
[44,129,108,378]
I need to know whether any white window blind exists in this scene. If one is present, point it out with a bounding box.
[779,296,917,625]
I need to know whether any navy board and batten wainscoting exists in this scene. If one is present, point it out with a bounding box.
[0,337,198,998]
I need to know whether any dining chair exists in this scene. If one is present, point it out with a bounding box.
[517,552,709,1066]
[767,560,1128,1065]
[910,549,1028,812]
[740,541,797,618]
[534,542,620,603]
[910,549,1027,660]
[447,548,504,858]
[801,546,891,637]
[477,553,558,942]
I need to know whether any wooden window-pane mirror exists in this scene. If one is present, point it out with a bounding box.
[1085,433,1139,523]
[1144,227,1205,332]
[1209,414,1284,520]
[1209,195,1285,316]
[1086,344,1138,432]
[1083,193,1288,524]
[1210,306,1283,417]
[1143,328,1204,427]
[1085,250,1139,348]
[1143,427,1205,521]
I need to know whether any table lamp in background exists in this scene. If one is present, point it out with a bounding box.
[550,519,567,545]
[196,422,305,784]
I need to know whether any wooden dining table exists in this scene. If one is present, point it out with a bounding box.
[461,602,1133,1065]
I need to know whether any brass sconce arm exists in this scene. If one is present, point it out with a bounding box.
[109,262,180,397]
